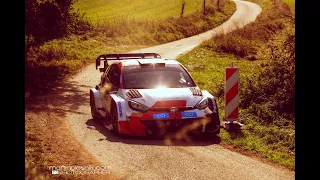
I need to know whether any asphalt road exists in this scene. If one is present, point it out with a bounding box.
[66,1,294,179]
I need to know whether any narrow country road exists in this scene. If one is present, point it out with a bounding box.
[64,0,294,179]
[130,0,262,59]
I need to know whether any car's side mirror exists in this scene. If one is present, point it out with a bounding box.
[99,68,105,72]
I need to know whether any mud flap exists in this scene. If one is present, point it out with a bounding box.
[102,121,114,131]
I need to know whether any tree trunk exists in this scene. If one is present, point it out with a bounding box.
[203,0,206,15]
[180,0,186,18]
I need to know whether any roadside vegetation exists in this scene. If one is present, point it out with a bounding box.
[177,0,295,170]
[25,0,236,179]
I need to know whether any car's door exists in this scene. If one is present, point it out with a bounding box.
[101,64,121,114]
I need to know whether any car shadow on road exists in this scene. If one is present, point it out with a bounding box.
[86,119,221,146]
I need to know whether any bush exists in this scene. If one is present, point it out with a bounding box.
[240,23,295,123]
[25,0,92,46]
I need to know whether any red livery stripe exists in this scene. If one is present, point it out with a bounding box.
[225,82,238,105]
[227,106,238,119]
[151,100,187,109]
[226,68,238,81]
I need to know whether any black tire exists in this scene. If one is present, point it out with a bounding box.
[209,98,220,135]
[211,113,221,135]
[90,94,102,120]
[110,101,119,133]
[214,127,220,135]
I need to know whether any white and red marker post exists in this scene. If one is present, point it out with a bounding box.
[223,63,243,130]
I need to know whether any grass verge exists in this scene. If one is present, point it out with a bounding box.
[177,0,295,170]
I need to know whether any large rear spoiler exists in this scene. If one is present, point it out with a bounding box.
[95,53,161,72]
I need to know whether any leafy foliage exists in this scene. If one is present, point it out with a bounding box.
[25,0,91,45]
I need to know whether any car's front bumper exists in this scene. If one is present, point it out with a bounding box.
[118,112,220,137]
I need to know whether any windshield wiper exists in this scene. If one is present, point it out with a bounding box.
[125,87,148,89]
[167,85,186,88]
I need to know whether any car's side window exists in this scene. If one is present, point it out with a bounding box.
[102,65,112,86]
[109,65,120,88]
[106,65,114,84]
[105,64,120,89]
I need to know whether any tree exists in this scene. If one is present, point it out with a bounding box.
[25,0,90,45]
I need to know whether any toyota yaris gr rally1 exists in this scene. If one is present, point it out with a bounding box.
[90,53,220,137]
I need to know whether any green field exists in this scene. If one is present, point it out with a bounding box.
[73,0,205,23]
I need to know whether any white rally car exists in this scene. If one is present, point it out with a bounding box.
[90,53,220,136]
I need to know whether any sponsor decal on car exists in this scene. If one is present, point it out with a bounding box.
[153,113,169,119]
[118,102,123,118]
[181,112,197,118]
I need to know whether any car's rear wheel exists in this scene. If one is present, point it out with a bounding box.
[110,101,119,133]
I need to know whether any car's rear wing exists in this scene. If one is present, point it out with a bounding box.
[96,53,161,72]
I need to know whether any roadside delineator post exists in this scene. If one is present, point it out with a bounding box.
[223,63,243,130]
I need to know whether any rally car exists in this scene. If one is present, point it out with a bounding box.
[90,53,220,137]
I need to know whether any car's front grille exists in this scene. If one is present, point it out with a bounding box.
[151,107,195,112]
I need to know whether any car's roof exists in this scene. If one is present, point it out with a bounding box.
[109,58,180,67]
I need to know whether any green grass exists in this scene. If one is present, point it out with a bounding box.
[26,35,144,94]
[178,48,262,98]
[74,0,205,23]
[177,0,295,170]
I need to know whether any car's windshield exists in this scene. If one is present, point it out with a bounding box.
[122,64,196,89]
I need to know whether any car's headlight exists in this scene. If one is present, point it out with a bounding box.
[195,98,208,110]
[128,100,150,112]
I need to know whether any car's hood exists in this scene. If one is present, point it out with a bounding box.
[123,88,204,108]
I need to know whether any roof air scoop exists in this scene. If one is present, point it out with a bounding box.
[189,87,202,96]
